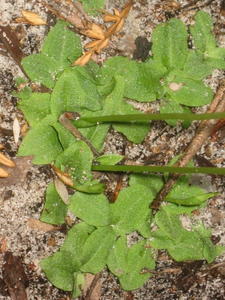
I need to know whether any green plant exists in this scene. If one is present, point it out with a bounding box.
[16,11,225,297]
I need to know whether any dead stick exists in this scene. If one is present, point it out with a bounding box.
[85,273,101,300]
[59,113,100,157]
[152,80,225,209]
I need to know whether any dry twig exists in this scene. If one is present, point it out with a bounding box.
[152,80,225,209]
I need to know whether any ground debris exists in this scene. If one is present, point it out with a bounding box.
[174,261,204,292]
[27,218,60,232]
[2,251,28,300]
[0,156,32,187]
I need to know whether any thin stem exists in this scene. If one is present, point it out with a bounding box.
[92,164,225,175]
[79,112,225,124]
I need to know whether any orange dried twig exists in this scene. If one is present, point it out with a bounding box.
[73,0,133,66]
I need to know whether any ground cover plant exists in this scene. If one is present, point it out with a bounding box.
[13,1,225,298]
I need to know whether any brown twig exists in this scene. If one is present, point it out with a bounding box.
[84,273,101,300]
[59,112,100,157]
[151,80,225,210]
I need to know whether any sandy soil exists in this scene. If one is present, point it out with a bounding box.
[1,0,225,299]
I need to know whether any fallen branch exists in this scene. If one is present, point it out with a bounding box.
[151,79,225,209]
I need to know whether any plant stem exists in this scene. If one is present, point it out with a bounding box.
[92,164,225,175]
[79,112,225,124]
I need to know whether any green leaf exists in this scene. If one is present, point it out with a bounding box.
[165,70,213,106]
[113,122,149,144]
[190,11,216,53]
[54,140,104,193]
[96,154,124,165]
[51,67,102,117]
[110,184,153,235]
[79,123,110,151]
[107,236,128,277]
[41,222,94,291]
[152,18,188,71]
[54,141,92,185]
[18,93,50,127]
[183,51,214,80]
[166,177,216,206]
[81,226,116,273]
[42,20,82,67]
[163,203,205,215]
[108,239,155,291]
[160,100,190,127]
[17,115,62,164]
[72,272,85,298]
[79,0,105,15]
[136,212,152,238]
[69,192,110,226]
[22,21,83,88]
[101,75,149,143]
[52,122,75,149]
[129,174,164,198]
[40,182,67,225]
[99,57,165,102]
[108,238,155,290]
[191,11,225,69]
[151,208,222,262]
[13,86,32,100]
[74,180,105,194]
[22,54,57,88]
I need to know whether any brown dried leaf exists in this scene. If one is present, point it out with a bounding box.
[0,153,15,168]
[95,38,109,53]
[3,252,28,300]
[21,10,47,25]
[0,167,9,178]
[52,165,74,187]
[83,24,105,40]
[114,18,125,33]
[106,22,121,36]
[103,14,120,22]
[27,218,60,232]
[120,0,133,18]
[85,39,102,49]
[114,8,121,17]
[14,17,31,24]
[73,51,93,66]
